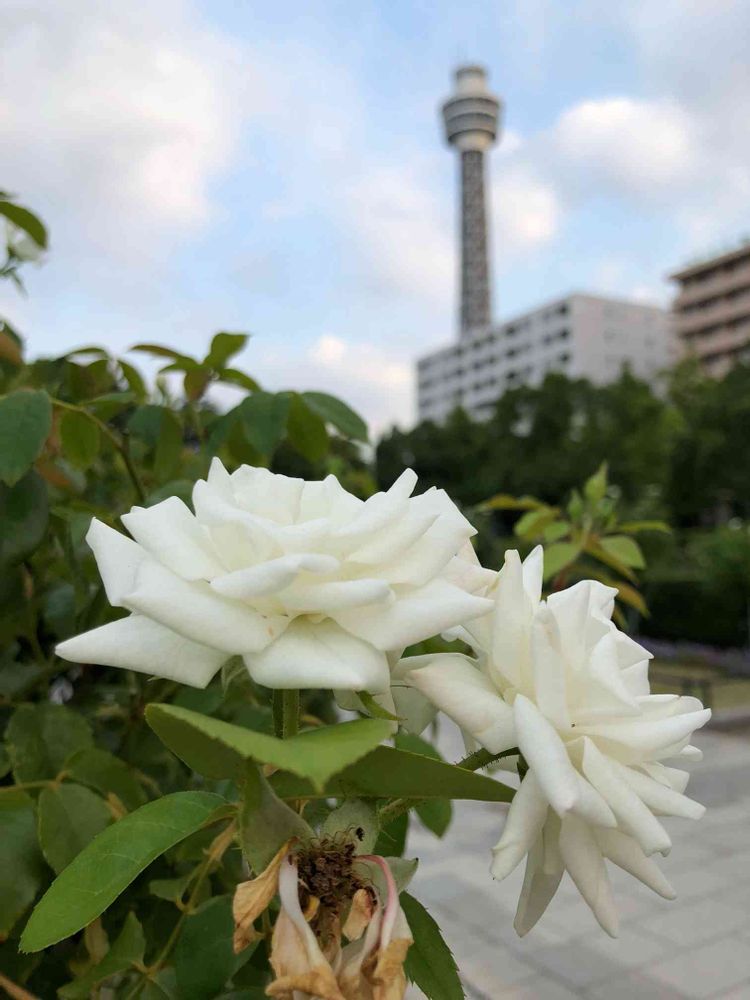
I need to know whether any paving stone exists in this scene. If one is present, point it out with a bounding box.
[585,971,688,999]
[493,974,582,999]
[640,897,747,947]
[527,928,666,989]
[648,937,750,998]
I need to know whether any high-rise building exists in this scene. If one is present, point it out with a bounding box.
[417,293,670,424]
[415,65,673,425]
[669,242,750,376]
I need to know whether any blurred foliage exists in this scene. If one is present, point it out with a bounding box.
[377,363,750,645]
[480,463,669,622]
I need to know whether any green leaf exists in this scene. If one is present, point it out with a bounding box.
[0,199,48,249]
[7,703,93,783]
[119,360,147,400]
[584,462,608,504]
[184,367,212,402]
[37,783,112,875]
[395,734,452,837]
[321,799,379,853]
[154,409,183,481]
[599,535,645,569]
[59,410,100,470]
[146,703,391,792]
[514,507,556,539]
[301,391,368,442]
[130,343,196,365]
[286,393,329,462]
[20,791,227,952]
[541,541,581,581]
[237,392,290,457]
[175,896,243,1000]
[584,539,637,582]
[271,746,514,803]
[239,766,313,872]
[401,893,463,1000]
[617,520,671,535]
[0,389,51,485]
[216,368,260,393]
[373,812,408,858]
[148,872,193,902]
[479,493,549,512]
[0,469,49,566]
[58,912,145,999]
[0,744,9,779]
[88,391,137,420]
[543,519,571,543]
[0,791,46,938]
[205,332,249,369]
[66,747,147,811]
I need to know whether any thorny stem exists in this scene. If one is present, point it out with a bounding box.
[50,397,146,503]
[377,746,519,827]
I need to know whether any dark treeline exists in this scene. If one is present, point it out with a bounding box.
[376,361,750,648]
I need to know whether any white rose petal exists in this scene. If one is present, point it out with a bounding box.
[56,615,226,687]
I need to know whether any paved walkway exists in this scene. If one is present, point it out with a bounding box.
[406,722,750,999]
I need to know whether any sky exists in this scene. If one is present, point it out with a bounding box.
[2,0,750,431]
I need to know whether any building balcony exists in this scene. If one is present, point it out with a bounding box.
[672,265,750,310]
[674,296,750,336]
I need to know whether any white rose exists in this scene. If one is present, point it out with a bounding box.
[57,460,492,693]
[405,546,711,937]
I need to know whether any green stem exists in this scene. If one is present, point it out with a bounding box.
[274,689,300,739]
[378,746,519,827]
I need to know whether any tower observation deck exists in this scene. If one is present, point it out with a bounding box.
[441,65,502,337]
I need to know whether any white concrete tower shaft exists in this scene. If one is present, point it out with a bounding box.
[441,65,502,337]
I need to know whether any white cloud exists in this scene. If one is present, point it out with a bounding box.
[491,166,561,257]
[554,97,696,193]
[341,162,453,307]
[257,334,413,433]
[0,0,247,259]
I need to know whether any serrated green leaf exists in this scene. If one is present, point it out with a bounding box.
[0,790,46,938]
[58,912,145,999]
[216,368,260,393]
[395,734,452,837]
[373,811,408,858]
[480,493,549,512]
[37,783,112,875]
[60,409,100,469]
[237,391,290,457]
[542,519,571,543]
[286,393,328,462]
[401,893,463,1000]
[7,703,93,783]
[0,389,51,485]
[119,359,147,400]
[20,791,226,952]
[301,391,368,442]
[271,746,514,803]
[66,747,147,811]
[356,689,402,721]
[0,469,49,566]
[146,703,391,792]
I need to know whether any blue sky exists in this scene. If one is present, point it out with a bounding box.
[2,0,750,429]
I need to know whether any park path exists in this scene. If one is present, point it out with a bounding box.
[405,721,750,999]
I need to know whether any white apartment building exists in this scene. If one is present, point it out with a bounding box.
[417,292,671,424]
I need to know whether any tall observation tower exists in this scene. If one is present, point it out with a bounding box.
[441,65,502,337]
